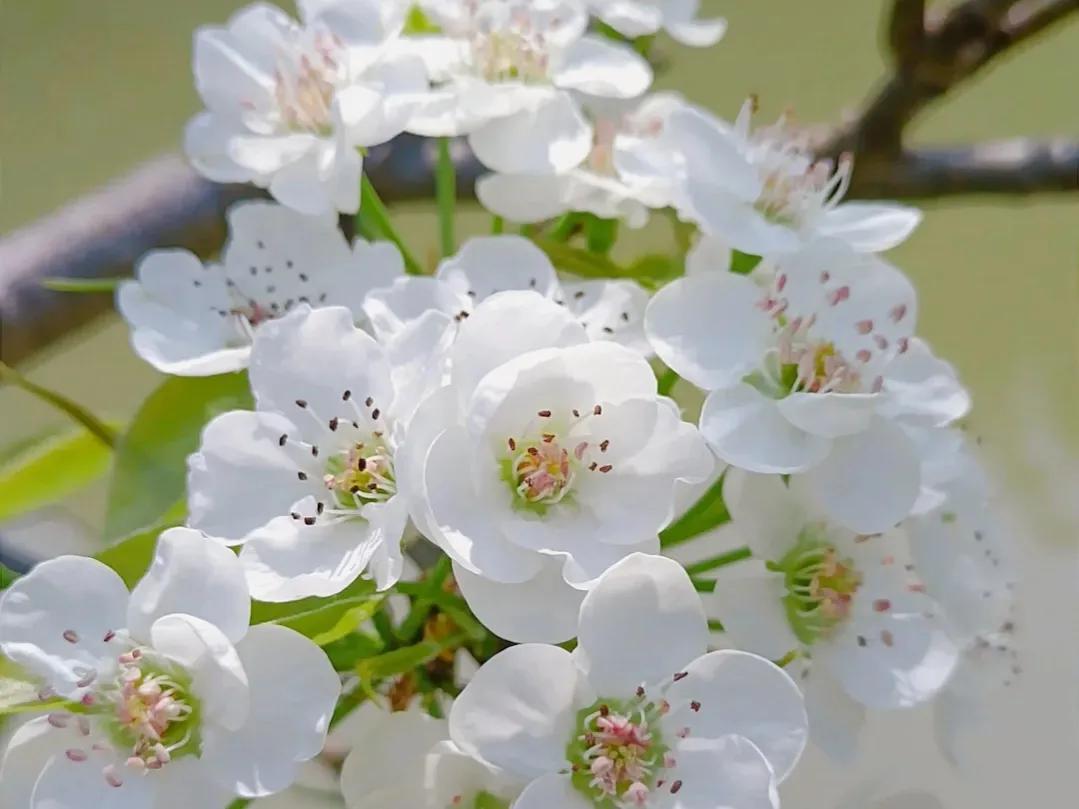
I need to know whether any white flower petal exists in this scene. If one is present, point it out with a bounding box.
[475,172,572,224]
[551,35,652,99]
[436,236,560,302]
[453,559,584,644]
[127,527,250,645]
[0,717,71,809]
[202,624,340,798]
[644,273,769,390]
[665,107,761,200]
[665,735,778,809]
[803,417,921,533]
[468,91,592,175]
[341,709,448,809]
[33,746,155,809]
[589,0,663,37]
[562,279,651,356]
[576,554,708,697]
[775,392,878,439]
[664,650,808,783]
[817,202,922,253]
[427,740,523,809]
[187,409,318,543]
[684,234,732,277]
[700,384,831,474]
[0,557,128,697]
[362,276,468,342]
[879,338,970,428]
[449,644,585,779]
[708,567,799,661]
[687,187,802,256]
[800,665,866,763]
[184,112,257,185]
[150,614,249,732]
[511,773,591,809]
[723,471,814,561]
[147,758,235,809]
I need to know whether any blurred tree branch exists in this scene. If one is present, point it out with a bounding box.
[815,0,1079,196]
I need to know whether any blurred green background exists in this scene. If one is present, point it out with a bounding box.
[1,1,1077,806]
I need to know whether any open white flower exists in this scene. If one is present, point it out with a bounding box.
[646,238,969,533]
[187,304,446,600]
[450,554,809,809]
[713,472,958,758]
[398,290,712,642]
[666,100,922,256]
[476,93,697,227]
[586,0,727,47]
[341,708,522,809]
[117,201,403,376]
[0,529,340,808]
[186,0,425,214]
[363,235,651,355]
[404,0,653,174]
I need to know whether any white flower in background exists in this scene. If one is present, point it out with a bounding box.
[904,442,1020,765]
[587,0,727,47]
[712,472,959,759]
[397,290,712,642]
[340,708,522,809]
[0,529,340,808]
[185,0,425,214]
[117,201,403,376]
[449,554,809,809]
[666,100,922,256]
[476,93,698,228]
[363,235,651,355]
[404,0,653,174]
[646,238,970,533]
[187,304,447,600]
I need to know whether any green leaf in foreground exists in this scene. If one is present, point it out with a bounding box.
[0,423,120,523]
[660,473,731,547]
[357,633,467,681]
[104,374,252,541]
[95,500,186,587]
[730,249,763,275]
[250,578,381,643]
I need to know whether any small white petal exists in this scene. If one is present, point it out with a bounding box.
[817,202,923,253]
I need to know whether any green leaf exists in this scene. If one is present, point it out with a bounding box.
[403,5,439,33]
[683,547,752,576]
[104,374,252,541]
[357,633,466,681]
[95,500,186,587]
[323,631,385,671]
[0,423,120,523]
[0,563,19,590]
[730,249,763,275]
[0,656,50,716]
[660,473,731,547]
[250,578,380,642]
[584,215,618,254]
[42,276,125,293]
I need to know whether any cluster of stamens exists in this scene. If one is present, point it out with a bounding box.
[273,30,344,135]
[48,629,198,789]
[504,404,613,510]
[470,6,553,83]
[770,529,863,645]
[773,316,862,395]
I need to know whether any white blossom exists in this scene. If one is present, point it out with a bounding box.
[185,0,426,214]
[404,0,653,174]
[117,201,403,376]
[0,529,339,808]
[398,290,713,642]
[186,304,447,600]
[586,0,727,47]
[645,238,970,533]
[449,554,808,808]
[666,100,922,256]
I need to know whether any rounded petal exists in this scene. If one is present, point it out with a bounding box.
[362,276,468,342]
[775,392,878,439]
[799,665,866,763]
[700,384,831,474]
[0,717,70,808]
[708,567,799,660]
[202,624,340,798]
[687,188,802,256]
[187,409,318,543]
[551,35,652,99]
[0,557,128,697]
[436,236,560,303]
[684,234,732,277]
[449,644,584,779]
[341,710,447,808]
[664,650,808,783]
[879,338,970,428]
[561,279,651,356]
[248,305,394,423]
[127,527,250,645]
[817,202,922,253]
[475,172,572,224]
[239,495,407,600]
[723,471,811,561]
[803,417,921,533]
[427,740,523,809]
[664,107,760,199]
[185,112,256,185]
[33,745,155,809]
[576,554,708,697]
[148,757,235,809]
[512,773,590,809]
[150,614,250,732]
[453,559,584,644]
[665,735,778,809]
[468,92,591,175]
[644,273,770,390]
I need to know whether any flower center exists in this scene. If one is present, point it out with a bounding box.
[508,436,576,506]
[274,30,344,135]
[568,699,669,808]
[323,438,397,507]
[768,527,862,645]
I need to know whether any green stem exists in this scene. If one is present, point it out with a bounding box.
[436,138,457,257]
[656,367,679,397]
[684,546,752,577]
[359,174,424,274]
[691,578,716,593]
[42,277,125,293]
[0,362,117,448]
[491,215,505,234]
[548,213,582,243]
[660,473,730,547]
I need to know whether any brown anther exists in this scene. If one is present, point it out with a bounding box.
[508,438,517,451]
[297,471,308,481]
[670,780,683,794]
[278,434,288,447]
[365,396,374,407]
[673,671,688,682]
[538,410,552,418]
[329,417,339,431]
[342,390,352,401]
[690,701,701,712]
[598,464,613,473]
[295,399,308,408]
[371,408,381,420]
[593,404,602,415]
[599,439,609,452]
[303,516,316,526]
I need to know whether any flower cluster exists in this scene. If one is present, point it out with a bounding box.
[1,1,1020,808]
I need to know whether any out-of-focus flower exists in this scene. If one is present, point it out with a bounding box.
[118,201,403,376]
[0,529,339,808]
[587,0,727,46]
[186,1,426,214]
